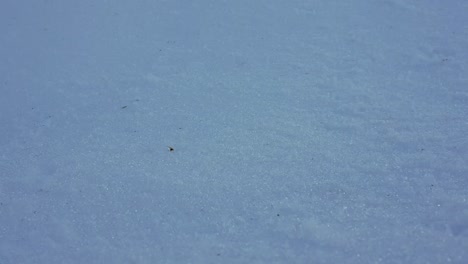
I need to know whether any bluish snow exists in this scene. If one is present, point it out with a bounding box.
[1,0,468,263]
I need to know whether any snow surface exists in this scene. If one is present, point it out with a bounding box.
[1,0,468,263]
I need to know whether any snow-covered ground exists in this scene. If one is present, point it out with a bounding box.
[1,0,468,263]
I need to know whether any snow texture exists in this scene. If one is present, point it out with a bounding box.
[1,0,468,263]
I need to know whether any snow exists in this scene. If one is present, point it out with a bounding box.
[1,0,468,263]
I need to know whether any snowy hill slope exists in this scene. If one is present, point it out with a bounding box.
[1,0,468,263]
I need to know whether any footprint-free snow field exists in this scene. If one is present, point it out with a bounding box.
[1,0,467,263]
